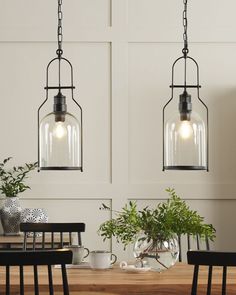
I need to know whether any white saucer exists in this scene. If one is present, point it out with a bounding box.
[121,265,151,273]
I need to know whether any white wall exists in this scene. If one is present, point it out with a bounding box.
[0,0,236,261]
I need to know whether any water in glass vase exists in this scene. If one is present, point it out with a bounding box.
[133,234,179,272]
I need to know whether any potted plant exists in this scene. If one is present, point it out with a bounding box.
[98,188,216,271]
[0,157,37,235]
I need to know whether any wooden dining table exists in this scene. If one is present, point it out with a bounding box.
[0,263,236,295]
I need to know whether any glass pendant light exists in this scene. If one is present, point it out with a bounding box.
[163,0,208,171]
[38,0,83,171]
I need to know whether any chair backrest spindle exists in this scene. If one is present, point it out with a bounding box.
[48,264,54,295]
[187,234,191,250]
[33,232,36,250]
[191,264,199,295]
[34,265,39,295]
[60,232,63,248]
[207,265,212,295]
[23,233,27,251]
[196,235,200,250]
[19,265,24,295]
[178,235,182,262]
[61,264,69,295]
[77,232,82,246]
[6,265,10,295]
[42,232,45,249]
[51,232,54,249]
[222,266,227,295]
[69,232,72,245]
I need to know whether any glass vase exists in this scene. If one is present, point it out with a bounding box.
[133,233,179,272]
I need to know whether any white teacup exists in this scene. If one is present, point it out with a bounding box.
[64,245,89,265]
[89,250,117,269]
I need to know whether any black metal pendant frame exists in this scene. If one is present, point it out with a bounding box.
[37,56,83,172]
[162,55,209,172]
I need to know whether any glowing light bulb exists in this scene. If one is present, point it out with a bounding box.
[53,122,66,139]
[178,120,193,139]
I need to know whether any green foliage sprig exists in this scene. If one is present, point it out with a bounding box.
[0,157,38,197]
[98,188,216,249]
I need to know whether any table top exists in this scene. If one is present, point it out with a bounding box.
[1,263,236,295]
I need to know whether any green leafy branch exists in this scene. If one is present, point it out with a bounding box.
[0,157,38,197]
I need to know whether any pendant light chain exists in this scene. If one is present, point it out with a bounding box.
[182,0,188,88]
[182,0,189,57]
[57,0,63,88]
[57,0,63,58]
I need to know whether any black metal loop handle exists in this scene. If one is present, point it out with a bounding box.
[170,55,200,93]
[45,56,74,95]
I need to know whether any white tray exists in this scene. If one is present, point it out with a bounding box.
[121,265,151,273]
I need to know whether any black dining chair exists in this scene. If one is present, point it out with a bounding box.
[0,248,72,295]
[178,234,210,262]
[20,222,86,250]
[187,250,236,295]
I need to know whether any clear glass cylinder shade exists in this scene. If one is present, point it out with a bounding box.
[164,109,207,170]
[39,112,81,170]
